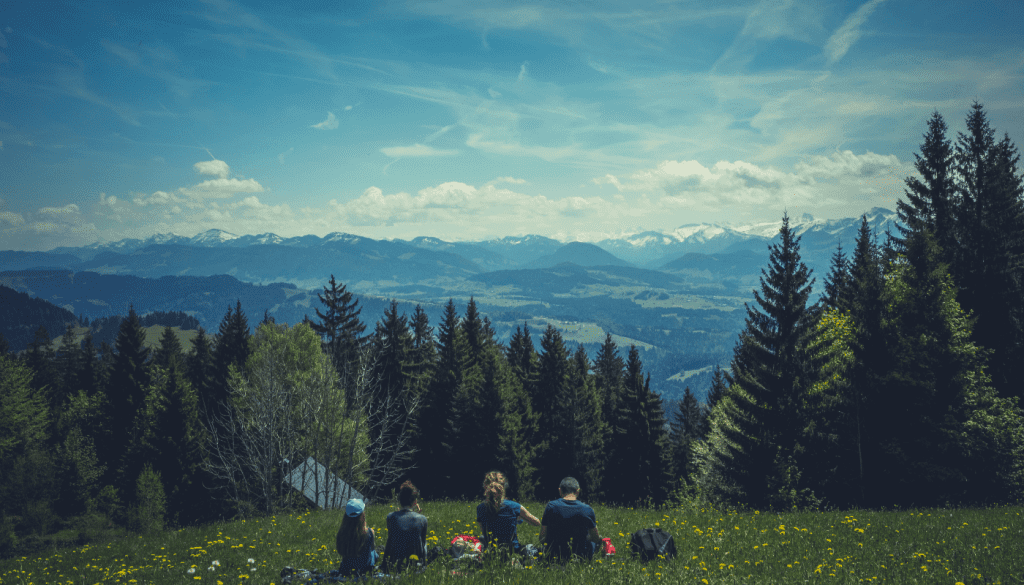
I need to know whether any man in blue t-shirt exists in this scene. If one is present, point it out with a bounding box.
[539,477,607,562]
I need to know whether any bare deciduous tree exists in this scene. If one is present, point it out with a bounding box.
[201,323,420,516]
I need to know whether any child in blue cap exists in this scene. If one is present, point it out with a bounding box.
[336,498,379,577]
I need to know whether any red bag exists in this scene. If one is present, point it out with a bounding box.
[450,535,482,555]
[602,537,616,555]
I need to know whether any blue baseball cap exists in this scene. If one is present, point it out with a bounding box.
[345,499,365,517]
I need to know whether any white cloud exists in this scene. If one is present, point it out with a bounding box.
[488,88,502,99]
[344,105,352,111]
[99,192,118,206]
[311,111,338,129]
[825,0,887,65]
[179,177,264,199]
[518,62,528,81]
[598,150,908,208]
[38,203,81,217]
[194,158,230,179]
[134,190,185,207]
[380,143,459,157]
[0,211,25,226]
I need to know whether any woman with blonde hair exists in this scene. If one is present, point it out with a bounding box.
[335,499,379,577]
[476,471,541,558]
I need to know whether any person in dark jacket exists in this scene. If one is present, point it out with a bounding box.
[539,477,607,563]
[382,480,432,573]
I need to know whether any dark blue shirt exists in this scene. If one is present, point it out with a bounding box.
[541,498,597,561]
[382,509,428,572]
[476,500,523,552]
[337,527,379,577]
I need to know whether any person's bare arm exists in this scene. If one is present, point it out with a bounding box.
[519,507,541,527]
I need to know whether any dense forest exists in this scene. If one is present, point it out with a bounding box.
[1,102,1022,556]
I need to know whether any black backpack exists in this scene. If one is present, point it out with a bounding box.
[629,528,677,561]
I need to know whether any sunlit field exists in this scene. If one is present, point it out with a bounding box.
[1,500,1021,584]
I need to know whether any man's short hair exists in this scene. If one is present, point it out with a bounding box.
[558,477,580,494]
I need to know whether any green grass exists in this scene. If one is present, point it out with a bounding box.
[1,500,1021,584]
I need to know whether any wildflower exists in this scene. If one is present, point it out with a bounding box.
[247,558,255,564]
[187,568,196,575]
[212,560,221,567]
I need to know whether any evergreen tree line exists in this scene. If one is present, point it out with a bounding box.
[680,102,1024,510]
[0,279,675,555]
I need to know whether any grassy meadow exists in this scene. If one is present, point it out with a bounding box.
[1,500,1021,584]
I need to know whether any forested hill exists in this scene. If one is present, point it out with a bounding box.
[0,285,76,352]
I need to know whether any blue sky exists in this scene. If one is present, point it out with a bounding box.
[1,0,1022,251]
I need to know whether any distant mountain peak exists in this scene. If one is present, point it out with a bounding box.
[190,229,238,244]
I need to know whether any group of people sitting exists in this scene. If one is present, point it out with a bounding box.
[334,472,609,577]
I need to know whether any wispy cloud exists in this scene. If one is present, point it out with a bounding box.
[380,144,459,157]
[825,0,887,66]
[278,147,294,164]
[311,111,338,129]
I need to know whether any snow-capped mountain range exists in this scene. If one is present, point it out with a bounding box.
[41,207,901,271]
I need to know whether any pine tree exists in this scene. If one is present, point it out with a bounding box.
[187,328,216,417]
[211,300,250,412]
[153,326,184,371]
[408,304,436,398]
[564,345,606,498]
[0,355,50,461]
[873,227,1024,505]
[534,325,571,493]
[670,386,703,486]
[417,299,464,497]
[700,213,823,509]
[493,348,540,501]
[896,110,956,259]
[54,324,81,414]
[983,133,1024,401]
[949,106,1024,403]
[103,306,152,482]
[78,330,100,397]
[0,331,9,356]
[150,361,206,525]
[462,298,485,370]
[367,300,414,492]
[822,242,852,313]
[310,275,366,396]
[593,333,625,416]
[24,326,56,397]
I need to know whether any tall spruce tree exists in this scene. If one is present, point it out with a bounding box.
[698,213,823,509]
[187,328,216,417]
[103,306,152,483]
[950,104,1024,403]
[670,386,703,488]
[78,330,99,397]
[417,299,464,497]
[873,227,1024,505]
[593,334,625,500]
[564,345,606,498]
[212,300,251,412]
[153,326,184,371]
[822,242,852,312]
[534,325,571,493]
[896,110,956,259]
[24,326,56,398]
[54,324,81,414]
[310,275,366,398]
[367,300,415,492]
